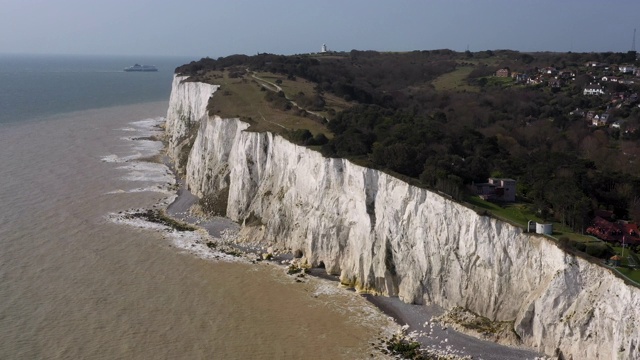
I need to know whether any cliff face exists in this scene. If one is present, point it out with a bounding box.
[164,76,219,162]
[166,75,640,359]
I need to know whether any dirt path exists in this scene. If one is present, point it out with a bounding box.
[249,71,325,119]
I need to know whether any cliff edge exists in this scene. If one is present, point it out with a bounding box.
[166,75,640,359]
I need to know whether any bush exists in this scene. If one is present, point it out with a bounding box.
[585,243,611,258]
[289,129,313,144]
[309,133,329,146]
[574,242,587,252]
[385,335,421,359]
[264,91,291,110]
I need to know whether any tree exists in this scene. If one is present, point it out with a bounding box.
[290,129,312,144]
[546,178,590,231]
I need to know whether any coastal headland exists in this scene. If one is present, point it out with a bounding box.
[161,51,640,359]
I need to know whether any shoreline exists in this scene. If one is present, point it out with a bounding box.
[107,115,546,359]
[160,156,545,360]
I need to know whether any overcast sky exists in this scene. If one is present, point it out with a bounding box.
[1,0,639,58]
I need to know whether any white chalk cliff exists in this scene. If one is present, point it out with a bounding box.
[166,75,640,359]
[165,76,219,163]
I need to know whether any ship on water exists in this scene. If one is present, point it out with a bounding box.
[123,64,158,72]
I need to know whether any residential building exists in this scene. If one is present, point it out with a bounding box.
[591,113,613,127]
[585,61,605,68]
[475,178,516,202]
[496,68,510,77]
[586,216,640,245]
[559,70,575,79]
[527,77,543,85]
[619,65,637,74]
[512,72,529,83]
[592,114,602,126]
[611,119,626,129]
[569,108,585,117]
[548,79,563,88]
[584,84,605,96]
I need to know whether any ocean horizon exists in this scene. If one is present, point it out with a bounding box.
[0,53,193,124]
[0,54,398,359]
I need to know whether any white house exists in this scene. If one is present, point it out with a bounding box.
[584,84,605,96]
[611,120,626,129]
[619,65,637,74]
[602,76,620,82]
[592,113,611,126]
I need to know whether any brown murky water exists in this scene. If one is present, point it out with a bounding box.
[0,101,395,359]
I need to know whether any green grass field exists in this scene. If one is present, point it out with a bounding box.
[203,70,331,137]
[613,267,640,284]
[484,76,515,87]
[465,196,539,226]
[253,71,352,120]
[465,196,598,243]
[432,65,478,92]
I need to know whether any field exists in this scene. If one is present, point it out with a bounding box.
[253,71,353,119]
[431,56,507,93]
[200,70,332,137]
[432,65,478,92]
[465,196,600,243]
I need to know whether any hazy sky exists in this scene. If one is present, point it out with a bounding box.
[1,0,639,58]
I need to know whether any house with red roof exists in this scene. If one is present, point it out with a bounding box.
[586,216,640,245]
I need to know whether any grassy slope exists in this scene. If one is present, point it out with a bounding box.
[253,71,353,119]
[432,64,478,92]
[202,70,331,137]
[432,57,504,92]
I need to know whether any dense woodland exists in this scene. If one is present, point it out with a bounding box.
[177,49,640,233]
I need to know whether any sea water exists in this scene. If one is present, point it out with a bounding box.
[0,54,396,359]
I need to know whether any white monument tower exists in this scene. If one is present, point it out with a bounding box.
[321,44,328,53]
